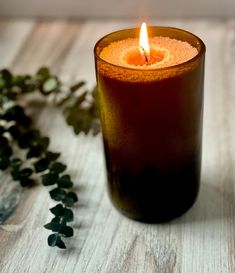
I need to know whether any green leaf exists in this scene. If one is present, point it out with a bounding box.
[66,107,93,135]
[0,146,12,157]
[18,115,32,128]
[45,151,60,162]
[10,159,23,180]
[18,130,40,148]
[18,138,29,149]
[0,126,5,134]
[10,158,23,168]
[38,137,50,150]
[20,178,34,187]
[67,192,78,202]
[26,137,49,158]
[48,233,57,247]
[11,75,26,86]
[11,168,20,181]
[62,84,101,135]
[63,192,78,207]
[44,222,73,237]
[20,168,33,179]
[34,158,49,173]
[63,208,74,222]
[59,225,73,237]
[47,233,66,249]
[44,221,61,232]
[70,81,85,92]
[0,69,12,85]
[0,156,10,170]
[57,175,73,189]
[42,172,58,186]
[0,78,5,89]
[8,125,21,139]
[50,204,64,216]
[0,136,8,146]
[62,197,74,207]
[50,162,66,174]
[43,77,59,93]
[1,106,20,121]
[51,216,60,223]
[50,187,66,201]
[37,67,50,79]
[55,236,66,249]
[49,205,74,222]
[75,91,88,106]
[26,146,43,158]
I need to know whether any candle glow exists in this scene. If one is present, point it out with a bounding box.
[139,22,150,62]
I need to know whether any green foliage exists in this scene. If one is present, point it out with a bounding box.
[48,233,66,249]
[63,191,78,207]
[44,221,73,237]
[0,67,99,249]
[64,86,100,135]
[50,162,66,173]
[57,175,73,188]
[42,172,59,186]
[42,77,59,93]
[50,187,67,201]
[50,204,74,222]
[0,67,100,135]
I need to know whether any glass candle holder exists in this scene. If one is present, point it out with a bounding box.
[94,27,206,222]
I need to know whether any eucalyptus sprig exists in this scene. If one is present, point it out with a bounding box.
[0,67,100,249]
[0,67,100,135]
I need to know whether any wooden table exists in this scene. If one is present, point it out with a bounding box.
[0,19,235,273]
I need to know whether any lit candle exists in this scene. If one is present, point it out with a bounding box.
[100,22,198,69]
[94,24,206,222]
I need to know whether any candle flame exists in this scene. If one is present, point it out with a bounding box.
[139,22,150,62]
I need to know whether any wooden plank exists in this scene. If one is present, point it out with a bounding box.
[0,19,235,273]
[0,0,235,18]
[0,19,34,68]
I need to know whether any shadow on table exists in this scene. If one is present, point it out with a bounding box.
[172,174,235,224]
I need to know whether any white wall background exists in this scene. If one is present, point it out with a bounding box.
[0,0,235,17]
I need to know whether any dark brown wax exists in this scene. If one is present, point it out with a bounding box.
[94,27,205,222]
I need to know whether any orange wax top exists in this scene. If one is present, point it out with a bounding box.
[99,36,198,69]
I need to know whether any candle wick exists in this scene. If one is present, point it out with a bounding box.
[140,46,149,62]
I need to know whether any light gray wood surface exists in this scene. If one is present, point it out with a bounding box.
[1,0,235,18]
[0,19,235,273]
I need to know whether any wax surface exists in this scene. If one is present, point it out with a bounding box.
[100,36,198,69]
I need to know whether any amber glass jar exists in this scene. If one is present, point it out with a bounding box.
[94,27,205,222]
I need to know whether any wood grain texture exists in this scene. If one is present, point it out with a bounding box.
[0,19,235,273]
[1,0,235,18]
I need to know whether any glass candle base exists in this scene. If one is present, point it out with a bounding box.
[106,148,200,222]
[94,27,205,223]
